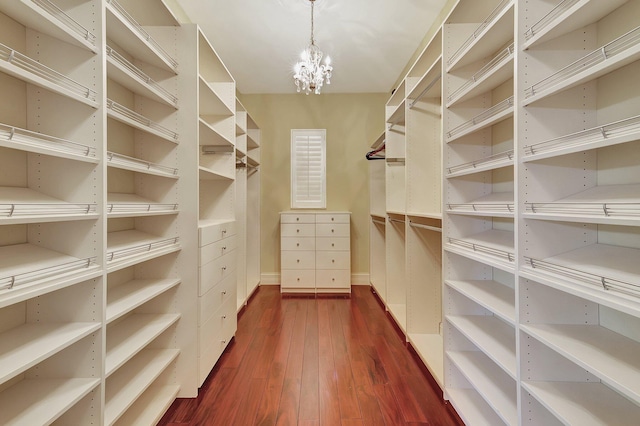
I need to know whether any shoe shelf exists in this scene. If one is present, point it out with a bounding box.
[199,77,234,116]
[105,348,179,426]
[106,313,180,377]
[446,0,514,72]
[112,384,179,426]
[445,96,514,143]
[407,57,442,103]
[446,149,514,177]
[106,230,180,273]
[106,278,181,324]
[107,99,179,143]
[0,42,98,108]
[523,25,640,106]
[446,228,515,271]
[447,44,514,107]
[446,388,505,425]
[0,0,97,53]
[105,0,178,73]
[200,118,234,148]
[107,193,178,218]
[0,122,98,163]
[446,277,515,325]
[0,187,97,224]
[106,45,178,108]
[107,151,178,179]
[522,0,629,50]
[447,191,514,218]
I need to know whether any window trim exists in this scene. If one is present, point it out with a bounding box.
[291,129,326,209]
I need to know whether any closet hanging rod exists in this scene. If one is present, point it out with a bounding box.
[409,74,441,108]
[388,217,405,224]
[371,218,386,226]
[409,221,442,233]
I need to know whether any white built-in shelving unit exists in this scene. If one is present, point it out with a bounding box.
[368,132,386,303]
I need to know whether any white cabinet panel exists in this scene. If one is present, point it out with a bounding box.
[280,223,315,237]
[316,223,350,237]
[281,251,315,270]
[281,237,315,251]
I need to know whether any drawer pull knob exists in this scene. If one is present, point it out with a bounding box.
[222,229,227,234]
[297,278,300,281]
[222,246,226,251]
[331,243,335,247]
[222,290,227,295]
[222,266,227,271]
[222,340,227,344]
[296,217,299,221]
[332,259,335,263]
[332,278,335,281]
[297,259,300,263]
[297,243,300,247]
[296,229,300,233]
[222,315,227,319]
[331,217,334,221]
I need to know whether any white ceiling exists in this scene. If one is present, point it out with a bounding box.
[174,0,448,94]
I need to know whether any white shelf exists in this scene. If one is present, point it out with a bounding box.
[521,323,640,405]
[524,26,640,106]
[0,0,97,52]
[0,378,100,425]
[522,381,640,425]
[0,322,100,384]
[524,183,640,225]
[447,388,506,426]
[199,165,234,181]
[106,46,178,108]
[446,229,515,271]
[199,77,234,116]
[523,0,629,50]
[247,131,260,149]
[446,97,514,143]
[523,243,640,301]
[107,152,179,179]
[0,122,98,163]
[523,114,640,162]
[107,99,179,144]
[0,42,98,108]
[105,348,179,426]
[447,315,516,379]
[407,57,442,102]
[105,0,178,73]
[113,385,180,426]
[447,351,517,426]
[388,303,407,333]
[447,0,514,72]
[199,118,234,147]
[107,278,181,324]
[0,243,99,301]
[106,230,180,272]
[106,313,180,377]
[408,333,444,387]
[0,187,97,224]
[386,99,406,126]
[446,150,514,178]
[447,44,514,107]
[447,192,514,218]
[107,193,178,218]
[446,280,515,324]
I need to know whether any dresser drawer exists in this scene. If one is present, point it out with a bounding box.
[281,213,315,224]
[199,251,237,295]
[199,235,236,266]
[281,269,316,289]
[281,223,315,237]
[315,213,350,224]
[281,237,315,251]
[199,296,236,358]
[199,220,236,246]
[316,269,350,289]
[316,223,350,238]
[199,272,235,324]
[316,251,350,269]
[281,250,315,269]
[316,237,349,251]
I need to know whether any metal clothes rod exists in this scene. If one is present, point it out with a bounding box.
[388,217,405,224]
[371,218,386,226]
[409,74,441,108]
[409,221,442,233]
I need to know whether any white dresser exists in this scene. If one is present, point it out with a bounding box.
[280,212,351,294]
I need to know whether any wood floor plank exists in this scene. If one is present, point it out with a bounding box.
[231,378,267,425]
[354,383,386,426]
[373,383,405,425]
[299,300,320,421]
[275,377,301,426]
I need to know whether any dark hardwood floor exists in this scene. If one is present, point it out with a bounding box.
[159,286,462,426]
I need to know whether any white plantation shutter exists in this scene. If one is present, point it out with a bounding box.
[291,129,326,209]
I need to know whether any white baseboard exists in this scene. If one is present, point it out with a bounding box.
[351,273,370,285]
[260,273,370,286]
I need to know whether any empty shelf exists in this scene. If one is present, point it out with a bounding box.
[447,388,506,426]
[199,165,234,181]
[0,322,100,384]
[446,229,515,270]
[0,243,98,297]
[523,114,640,162]
[199,119,234,147]
[106,278,181,324]
[107,152,178,178]
[524,243,640,299]
[447,44,514,107]
[522,381,640,425]
[446,150,514,178]
[447,192,514,217]
[106,230,180,272]
[0,42,98,108]
[199,77,234,116]
[523,0,629,49]
[0,378,100,425]
[447,351,517,426]
[521,323,640,405]
[105,0,178,73]
[105,348,179,426]
[0,0,97,52]
[107,99,179,143]
[446,279,515,324]
[447,315,516,379]
[0,187,97,223]
[407,57,442,102]
[106,46,178,108]
[0,122,97,163]
[524,26,640,105]
[524,183,640,225]
[107,193,178,218]
[113,385,179,426]
[386,99,406,126]
[106,313,180,377]
[446,97,514,142]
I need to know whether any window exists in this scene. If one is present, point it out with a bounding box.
[291,129,326,209]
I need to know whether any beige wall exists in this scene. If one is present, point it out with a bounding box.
[238,93,387,280]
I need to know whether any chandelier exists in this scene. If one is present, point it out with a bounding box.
[293,0,333,94]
